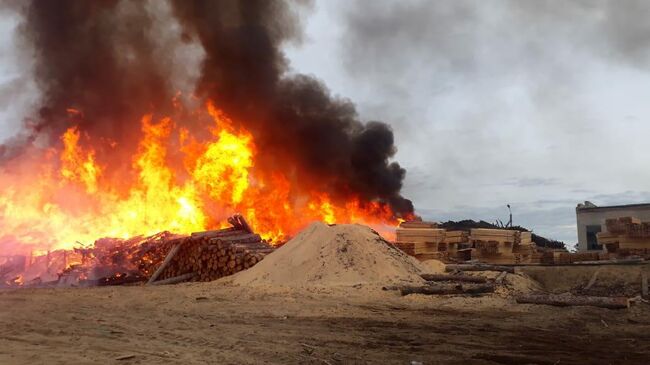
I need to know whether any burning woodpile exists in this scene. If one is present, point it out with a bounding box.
[148,214,274,285]
[1,214,274,288]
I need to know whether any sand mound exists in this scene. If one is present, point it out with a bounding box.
[231,222,426,287]
[420,259,446,274]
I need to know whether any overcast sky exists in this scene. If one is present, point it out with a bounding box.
[3,1,650,247]
[283,0,650,247]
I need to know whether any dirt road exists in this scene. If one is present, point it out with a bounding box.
[1,283,649,364]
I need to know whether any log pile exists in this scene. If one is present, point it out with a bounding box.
[149,214,274,284]
[597,217,650,259]
[3,214,274,288]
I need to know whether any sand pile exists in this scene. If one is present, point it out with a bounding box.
[231,222,430,287]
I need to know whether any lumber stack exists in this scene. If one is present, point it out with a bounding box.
[597,217,650,259]
[395,227,446,255]
[393,221,470,261]
[554,251,601,264]
[149,215,274,284]
[470,229,538,264]
[438,231,470,257]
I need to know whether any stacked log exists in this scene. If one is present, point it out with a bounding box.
[150,216,274,284]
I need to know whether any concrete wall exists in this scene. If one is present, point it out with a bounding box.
[576,205,650,251]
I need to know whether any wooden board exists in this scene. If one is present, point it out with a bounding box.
[414,252,449,261]
[396,228,446,235]
[399,221,438,229]
[444,230,468,237]
[618,240,650,249]
[393,242,439,255]
[397,228,446,244]
[396,236,446,244]
[470,228,520,238]
[470,237,515,244]
[444,236,469,244]
[619,217,641,225]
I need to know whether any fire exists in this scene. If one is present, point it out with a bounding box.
[0,101,402,255]
[60,127,101,193]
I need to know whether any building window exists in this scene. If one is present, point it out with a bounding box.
[586,225,602,250]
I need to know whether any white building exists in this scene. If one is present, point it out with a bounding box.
[576,201,650,251]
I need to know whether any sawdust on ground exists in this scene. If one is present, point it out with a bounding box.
[1,282,649,365]
[231,222,429,287]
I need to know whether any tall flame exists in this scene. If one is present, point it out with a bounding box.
[0,101,401,254]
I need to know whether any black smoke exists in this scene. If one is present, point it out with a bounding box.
[8,0,413,216]
[171,0,413,215]
[12,0,173,160]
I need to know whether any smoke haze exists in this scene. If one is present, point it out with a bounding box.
[1,0,413,215]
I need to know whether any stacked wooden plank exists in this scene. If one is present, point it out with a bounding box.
[554,251,601,264]
[398,221,438,229]
[437,230,470,258]
[393,221,470,261]
[394,221,444,258]
[394,228,446,255]
[470,229,538,264]
[597,217,650,259]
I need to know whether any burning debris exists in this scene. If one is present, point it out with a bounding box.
[1,215,273,288]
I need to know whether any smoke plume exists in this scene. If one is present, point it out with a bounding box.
[7,0,413,216]
[23,1,176,167]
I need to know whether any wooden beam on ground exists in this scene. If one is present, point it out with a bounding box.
[420,273,488,283]
[583,269,600,291]
[398,283,495,296]
[150,272,195,286]
[494,271,508,284]
[515,294,630,310]
[445,264,515,273]
[642,272,648,298]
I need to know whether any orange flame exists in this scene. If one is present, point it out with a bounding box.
[0,101,401,254]
[60,127,101,193]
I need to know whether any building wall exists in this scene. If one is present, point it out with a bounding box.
[576,206,650,251]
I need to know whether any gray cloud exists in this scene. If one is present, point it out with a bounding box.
[284,0,650,243]
[342,1,650,79]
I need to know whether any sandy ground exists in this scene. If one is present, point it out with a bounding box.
[1,281,649,365]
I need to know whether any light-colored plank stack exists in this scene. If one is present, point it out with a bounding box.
[470,229,539,264]
[597,217,650,259]
[151,215,275,284]
[554,251,601,264]
[394,221,469,261]
[437,231,470,258]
